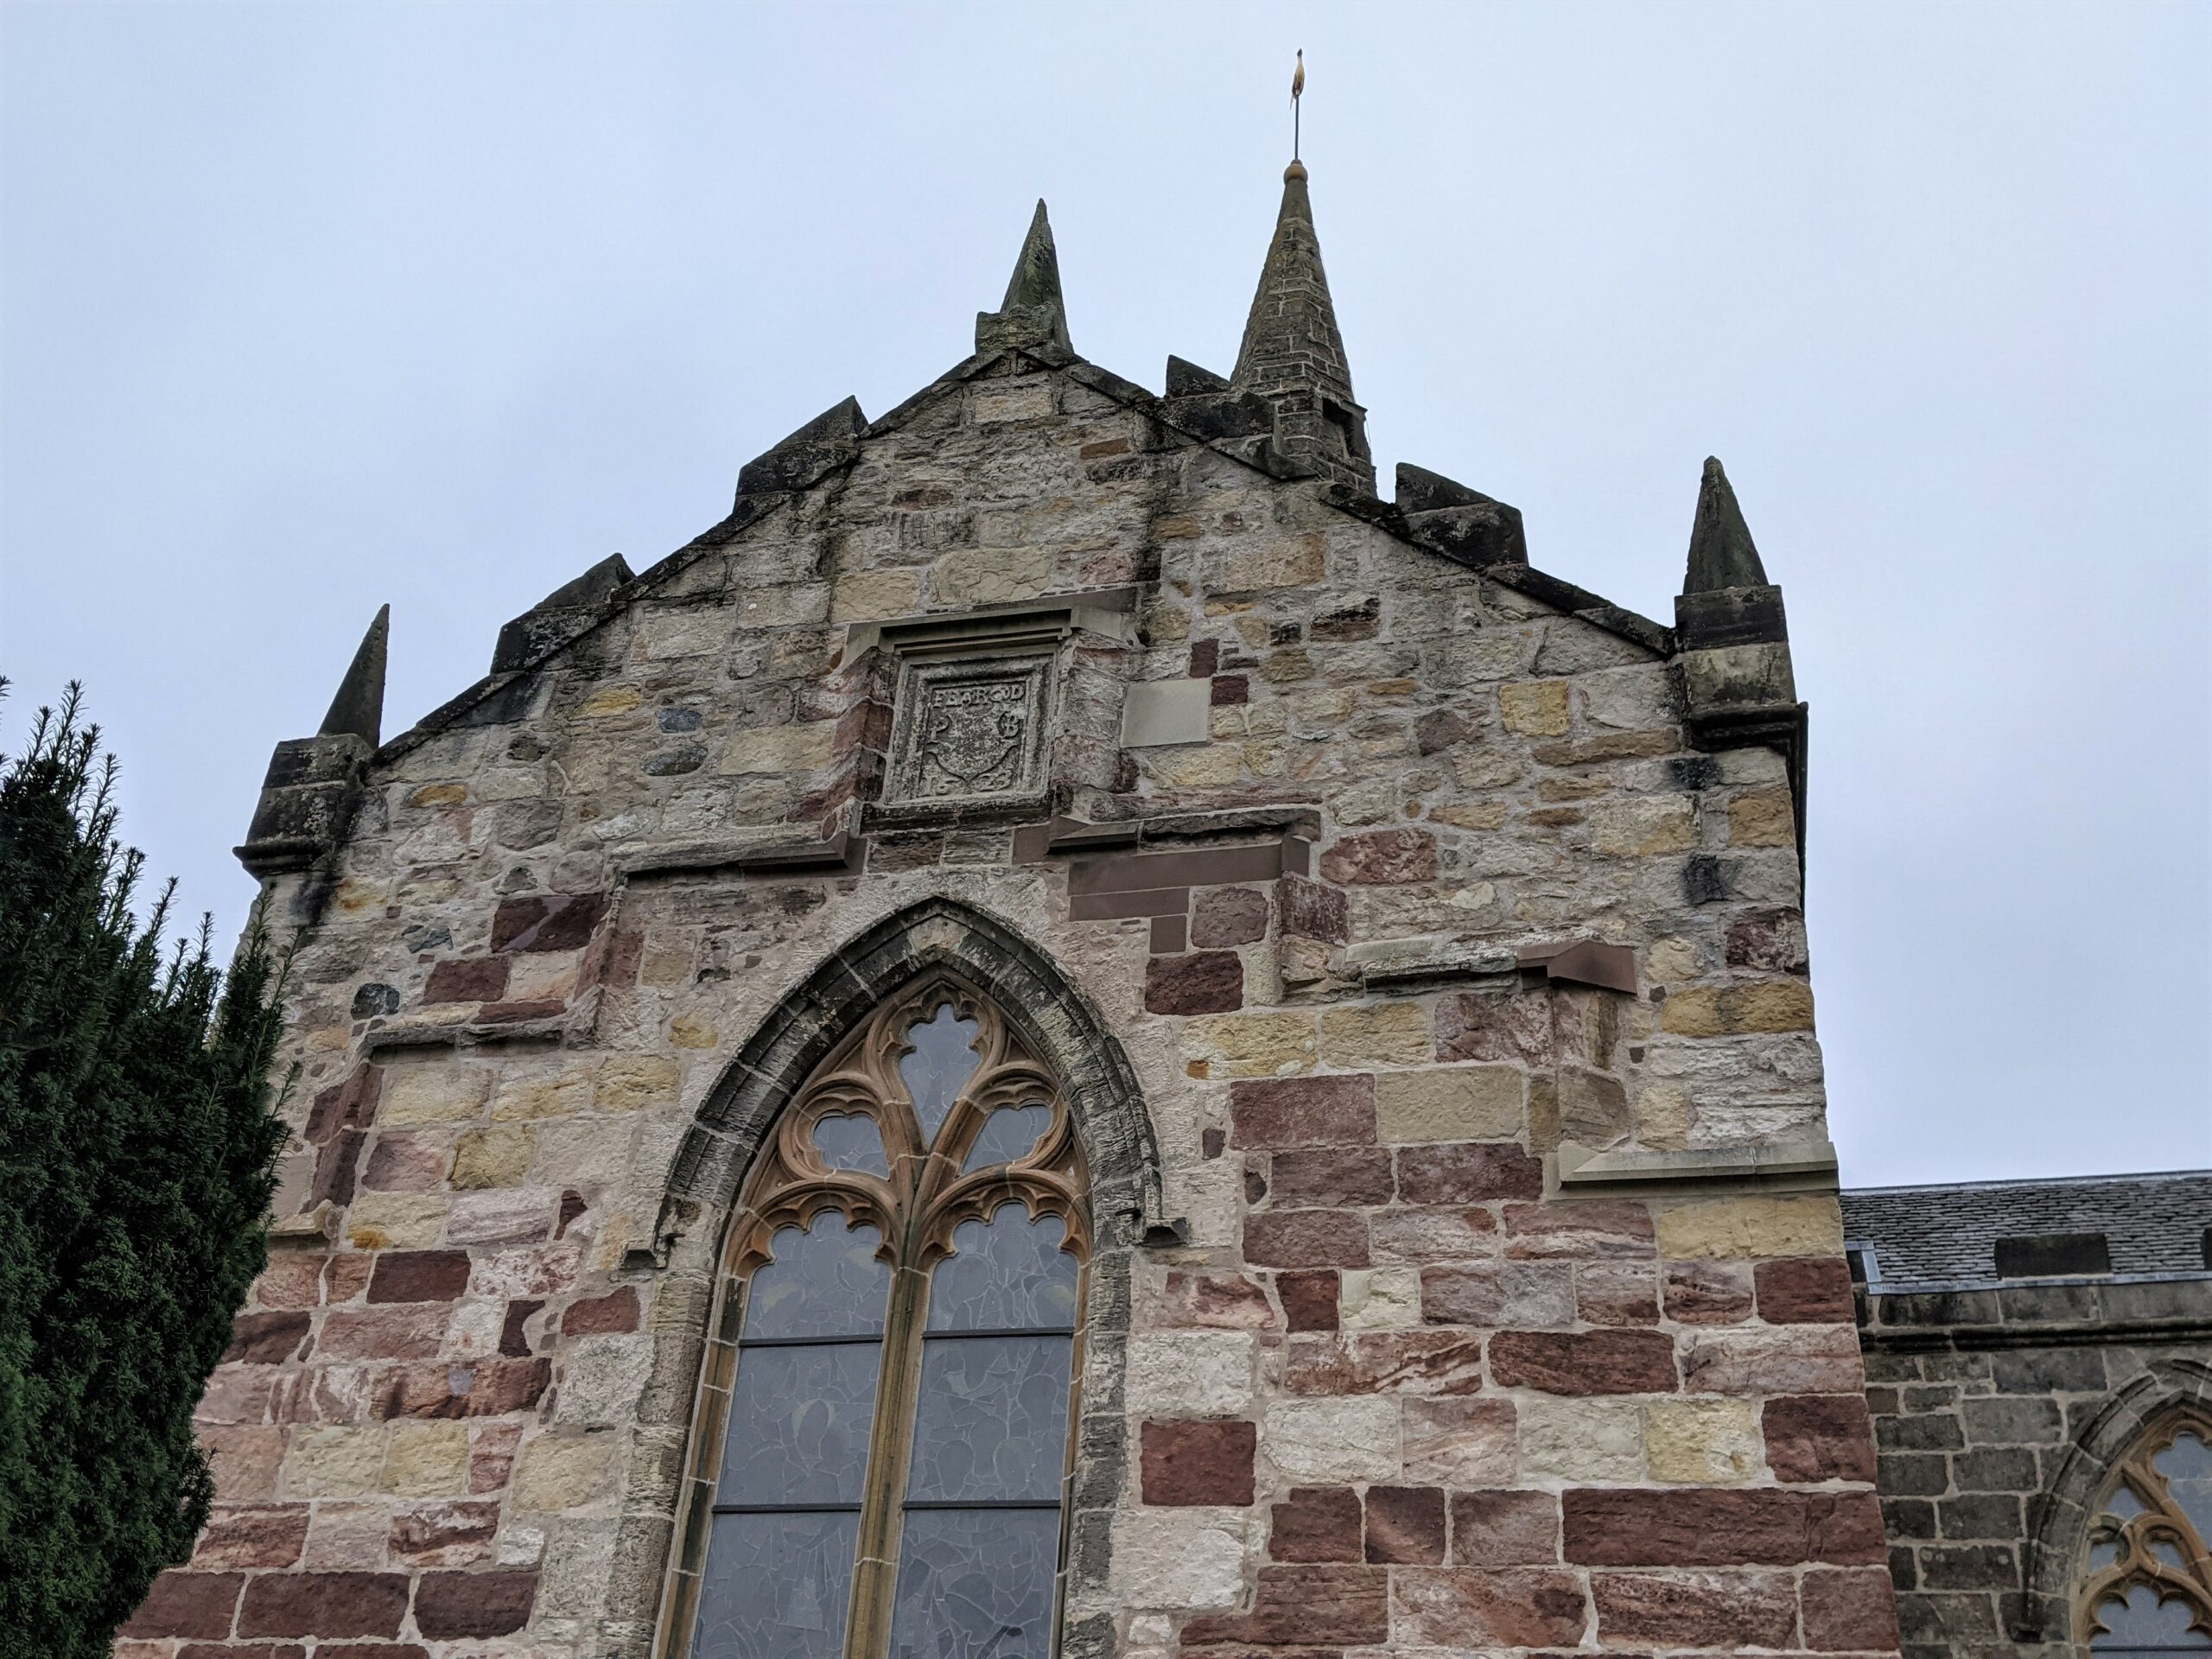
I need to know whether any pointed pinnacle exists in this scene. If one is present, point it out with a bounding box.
[1684,457,1770,593]
[318,604,388,747]
[976,200,1072,356]
[1232,161,1351,401]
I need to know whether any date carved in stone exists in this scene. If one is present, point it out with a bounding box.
[887,654,1052,810]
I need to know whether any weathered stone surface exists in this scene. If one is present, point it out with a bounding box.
[1388,1565,1586,1645]
[1262,1398,1399,1482]
[1230,1074,1374,1147]
[1374,1065,1522,1143]
[1319,830,1437,885]
[1449,1489,1559,1565]
[1590,1568,1799,1646]
[1490,1330,1678,1395]
[1145,950,1244,1014]
[1656,1195,1845,1261]
[1645,1396,1762,1483]
[1402,1396,1516,1485]
[1182,1564,1388,1647]
[1191,885,1269,946]
[1268,1484,1361,1562]
[236,1571,410,1638]
[411,1567,539,1637]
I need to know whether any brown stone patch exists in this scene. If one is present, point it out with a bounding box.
[1146,950,1245,1014]
[1230,1074,1376,1147]
[423,957,511,1004]
[1270,1485,1361,1561]
[1487,1330,1677,1395]
[1435,992,1554,1066]
[1275,1268,1340,1332]
[1754,1255,1855,1324]
[1395,1141,1543,1205]
[412,1568,539,1638]
[1449,1489,1560,1566]
[1763,1394,1878,1484]
[366,1250,471,1305]
[1182,1565,1388,1647]
[1562,1487,1886,1566]
[1192,886,1270,947]
[1141,1419,1256,1506]
[1319,830,1437,885]
[1363,1485,1445,1563]
[1388,1567,1587,1646]
[120,1572,245,1638]
[490,892,607,953]
[237,1571,410,1638]
[1245,1211,1369,1269]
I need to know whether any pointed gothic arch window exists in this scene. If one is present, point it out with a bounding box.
[2081,1407,2212,1655]
[661,976,1089,1659]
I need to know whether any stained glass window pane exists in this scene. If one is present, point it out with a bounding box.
[899,1002,980,1141]
[2091,1583,2212,1652]
[2156,1432,2212,1547]
[887,1507,1061,1659]
[812,1112,891,1179]
[2107,1486,2151,1523]
[742,1222,888,1340]
[692,1511,859,1659]
[963,1103,1052,1173]
[906,1335,1073,1503]
[927,1206,1079,1332]
[719,1342,882,1505]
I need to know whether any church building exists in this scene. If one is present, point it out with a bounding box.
[112,155,2209,1659]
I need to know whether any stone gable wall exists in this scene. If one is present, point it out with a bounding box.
[118,357,1890,1657]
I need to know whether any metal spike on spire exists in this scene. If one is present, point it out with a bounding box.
[1292,49,1305,161]
[318,604,389,747]
[976,200,1073,356]
[1683,457,1770,593]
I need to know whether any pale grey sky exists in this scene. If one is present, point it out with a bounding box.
[3,2,2205,1185]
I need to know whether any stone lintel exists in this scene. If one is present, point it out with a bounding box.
[1553,1136,1840,1196]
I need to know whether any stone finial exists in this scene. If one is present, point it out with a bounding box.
[1231,162,1372,493]
[318,604,389,747]
[976,200,1073,357]
[1684,456,1770,593]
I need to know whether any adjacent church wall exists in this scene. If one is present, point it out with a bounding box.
[119,357,1889,1656]
[1858,1278,2212,1658]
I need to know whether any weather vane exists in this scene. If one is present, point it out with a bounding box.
[1292,48,1306,162]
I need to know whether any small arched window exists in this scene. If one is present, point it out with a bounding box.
[2082,1408,2212,1655]
[661,980,1088,1659]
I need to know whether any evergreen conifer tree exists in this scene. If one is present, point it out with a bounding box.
[0,686,289,1658]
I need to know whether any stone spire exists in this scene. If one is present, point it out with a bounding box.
[1232,161,1371,493]
[976,200,1072,358]
[1683,457,1770,593]
[318,604,389,747]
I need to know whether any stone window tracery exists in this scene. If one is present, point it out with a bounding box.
[2082,1408,2212,1654]
[662,978,1088,1659]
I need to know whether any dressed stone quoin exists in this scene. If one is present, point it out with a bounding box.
[117,137,2212,1659]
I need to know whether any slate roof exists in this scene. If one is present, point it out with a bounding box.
[1840,1171,2212,1294]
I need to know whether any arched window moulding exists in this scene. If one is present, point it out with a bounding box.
[594,899,1159,1659]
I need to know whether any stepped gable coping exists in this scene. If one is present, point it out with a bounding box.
[375,341,1674,764]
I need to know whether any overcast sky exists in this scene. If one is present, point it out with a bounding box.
[3,2,2204,1187]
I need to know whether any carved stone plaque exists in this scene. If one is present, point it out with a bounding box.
[884,652,1053,814]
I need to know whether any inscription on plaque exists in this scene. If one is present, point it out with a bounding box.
[885,653,1052,812]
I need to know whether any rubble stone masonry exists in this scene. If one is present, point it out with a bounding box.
[121,181,1890,1657]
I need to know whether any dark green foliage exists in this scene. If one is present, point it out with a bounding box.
[0,686,289,1658]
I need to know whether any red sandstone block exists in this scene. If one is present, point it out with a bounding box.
[1141,1419,1257,1506]
[177,1645,311,1659]
[366,1249,473,1305]
[1146,950,1246,1014]
[1279,874,1349,943]
[1319,830,1437,885]
[1245,1210,1370,1269]
[1802,1565,1904,1649]
[1363,1486,1446,1563]
[1287,1332,1486,1395]
[1501,1200,1656,1259]
[1488,1329,1677,1395]
[1764,1393,1879,1484]
[1270,1486,1362,1562]
[423,955,512,1003]
[1755,1255,1857,1324]
[1562,1487,1887,1567]
[361,1133,449,1192]
[1395,1141,1544,1205]
[225,1310,311,1365]
[1662,1259,1756,1323]
[304,1065,381,1144]
[1434,991,1553,1066]
[1276,1269,1340,1332]
[1387,1567,1586,1647]
[391,1499,503,1567]
[1420,1262,1574,1329]
[1270,1146,1393,1207]
[1160,1271,1280,1330]
[1448,1490,1560,1566]
[324,1252,374,1303]
[1575,1262,1661,1326]
[316,1648,430,1659]
[491,892,607,953]
[1369,1206,1498,1263]
[1591,1569,1799,1646]
[372,1357,552,1419]
[119,1571,244,1638]
[316,1303,449,1361]
[1230,1075,1376,1147]
[193,1504,309,1569]
[237,1571,410,1638]
[255,1254,327,1311]
[1182,1566,1388,1647]
[413,1568,540,1638]
[500,1297,544,1357]
[194,1363,280,1427]
[1681,1325,1865,1395]
[469,1420,525,1493]
[563,1284,641,1335]
[200,1425,286,1499]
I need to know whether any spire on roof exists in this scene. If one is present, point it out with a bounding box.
[318,604,388,748]
[976,200,1072,357]
[1683,457,1770,593]
[1232,161,1371,493]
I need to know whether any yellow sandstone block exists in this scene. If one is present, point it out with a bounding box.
[1319,1002,1433,1067]
[1181,1012,1318,1079]
[1728,789,1796,848]
[1499,680,1570,737]
[450,1125,535,1191]
[1660,982,1815,1037]
[1655,1195,1846,1261]
[1375,1066,1524,1143]
[381,1065,492,1127]
[1646,1398,1763,1483]
[513,1432,618,1512]
[383,1421,471,1497]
